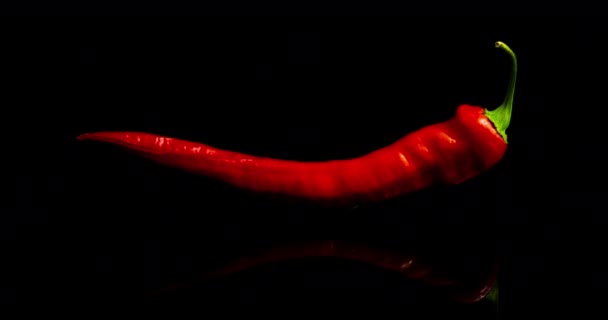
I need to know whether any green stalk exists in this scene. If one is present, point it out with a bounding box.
[485,41,517,143]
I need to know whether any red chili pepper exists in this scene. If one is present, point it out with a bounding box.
[78,41,517,206]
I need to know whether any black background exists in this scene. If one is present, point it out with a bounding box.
[3,10,607,318]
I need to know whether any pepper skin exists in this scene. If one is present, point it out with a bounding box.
[77,104,505,206]
[77,42,516,207]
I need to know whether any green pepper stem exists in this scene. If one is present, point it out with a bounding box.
[485,41,517,143]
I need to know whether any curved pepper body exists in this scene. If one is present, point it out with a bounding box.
[77,105,506,206]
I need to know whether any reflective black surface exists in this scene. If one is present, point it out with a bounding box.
[5,15,606,318]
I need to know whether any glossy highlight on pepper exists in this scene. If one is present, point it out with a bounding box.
[77,41,517,207]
